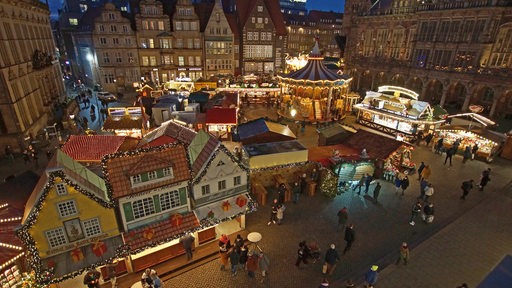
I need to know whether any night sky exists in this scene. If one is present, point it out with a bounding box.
[45,0,345,18]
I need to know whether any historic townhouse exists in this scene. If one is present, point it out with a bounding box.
[0,0,65,151]
[172,0,204,80]
[203,0,235,77]
[135,0,173,85]
[90,3,140,92]
[232,0,287,74]
[307,10,343,58]
[343,0,512,118]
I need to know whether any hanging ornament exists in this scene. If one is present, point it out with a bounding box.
[170,214,183,226]
[71,248,84,263]
[235,195,247,208]
[143,227,155,240]
[91,240,107,257]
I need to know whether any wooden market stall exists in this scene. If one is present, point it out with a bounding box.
[353,85,446,141]
[102,107,147,139]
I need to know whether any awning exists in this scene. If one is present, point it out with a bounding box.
[437,125,506,144]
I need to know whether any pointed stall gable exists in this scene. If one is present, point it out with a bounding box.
[188,130,220,174]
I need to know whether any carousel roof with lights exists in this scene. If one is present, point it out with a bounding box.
[278,40,351,83]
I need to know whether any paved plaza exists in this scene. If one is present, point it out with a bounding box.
[1,104,511,288]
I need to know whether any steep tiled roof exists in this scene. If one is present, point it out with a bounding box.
[123,211,199,251]
[140,121,197,146]
[194,1,215,32]
[188,130,219,174]
[61,135,126,162]
[235,0,286,35]
[104,144,191,199]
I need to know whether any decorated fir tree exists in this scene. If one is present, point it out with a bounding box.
[319,169,338,199]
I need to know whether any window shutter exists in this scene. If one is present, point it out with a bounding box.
[153,195,161,213]
[123,202,134,222]
[179,187,188,205]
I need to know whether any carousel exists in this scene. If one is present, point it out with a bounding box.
[277,40,355,122]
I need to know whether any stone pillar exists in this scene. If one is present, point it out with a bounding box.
[461,85,475,112]
[489,87,502,118]
[439,85,449,107]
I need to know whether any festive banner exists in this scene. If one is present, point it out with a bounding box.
[91,240,107,257]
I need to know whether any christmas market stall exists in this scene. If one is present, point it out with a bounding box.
[277,39,353,122]
[342,130,414,183]
[353,85,446,142]
[235,118,296,145]
[433,112,506,161]
[102,107,147,139]
[205,107,238,140]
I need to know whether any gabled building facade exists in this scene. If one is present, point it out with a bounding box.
[203,0,235,77]
[172,0,204,80]
[91,3,140,92]
[17,150,123,283]
[103,143,200,271]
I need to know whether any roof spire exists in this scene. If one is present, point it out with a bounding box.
[309,36,322,57]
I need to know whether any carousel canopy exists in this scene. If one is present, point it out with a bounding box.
[278,40,351,83]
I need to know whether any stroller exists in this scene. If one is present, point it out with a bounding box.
[308,241,321,263]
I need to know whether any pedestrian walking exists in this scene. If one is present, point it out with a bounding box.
[343,224,355,255]
[258,252,270,282]
[364,173,373,194]
[292,181,301,203]
[83,268,101,288]
[149,270,161,288]
[409,200,422,226]
[479,168,491,191]
[218,234,231,270]
[268,199,278,225]
[300,173,308,195]
[422,202,434,223]
[400,175,410,196]
[417,161,425,180]
[395,242,410,265]
[276,204,285,225]
[324,244,340,275]
[353,174,367,194]
[337,207,348,232]
[106,260,118,288]
[234,234,244,253]
[141,268,155,288]
[364,265,379,288]
[420,164,431,181]
[423,183,434,203]
[373,182,382,202]
[460,179,474,200]
[295,241,309,268]
[472,144,479,160]
[462,146,472,163]
[229,247,240,276]
[424,133,433,147]
[239,245,248,270]
[4,145,14,163]
[435,137,444,154]
[310,168,319,183]
[318,278,330,287]
[419,179,428,200]
[277,184,286,204]
[179,233,195,260]
[444,146,455,166]
[246,252,258,278]
[394,174,402,194]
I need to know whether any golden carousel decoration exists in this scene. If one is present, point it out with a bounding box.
[277,38,354,122]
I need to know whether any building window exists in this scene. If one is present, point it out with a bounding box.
[69,18,78,26]
[265,18,268,24]
[252,17,255,24]
[161,39,170,49]
[110,25,117,32]
[45,228,67,248]
[158,21,164,31]
[201,185,210,196]
[191,22,198,31]
[163,167,174,177]
[188,56,194,66]
[103,52,110,64]
[257,17,263,24]
[257,5,263,12]
[194,39,201,49]
[132,197,155,219]
[148,170,157,180]
[176,39,183,48]
[82,218,102,237]
[100,37,107,45]
[113,38,119,45]
[123,25,128,33]
[175,21,182,31]
[178,56,185,66]
[234,176,241,186]
[57,200,78,218]
[56,183,68,195]
[218,180,226,191]
[149,39,155,48]
[108,13,115,20]
[195,56,201,66]
[99,25,105,32]
[159,190,181,211]
[150,56,157,66]
[131,174,142,184]
[116,52,122,63]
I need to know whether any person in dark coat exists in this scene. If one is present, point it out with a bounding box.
[268,199,278,225]
[239,245,248,269]
[417,161,425,181]
[324,244,340,275]
[234,234,244,253]
[471,144,479,160]
[479,168,491,191]
[424,133,433,147]
[365,265,379,288]
[364,173,373,194]
[409,200,422,226]
[295,241,309,268]
[444,146,455,166]
[229,248,240,276]
[343,224,355,255]
[400,175,410,196]
[180,233,195,260]
[462,146,472,163]
[337,207,348,232]
[460,179,474,200]
[277,184,286,204]
[373,182,382,202]
[246,252,259,278]
[435,137,444,154]
[83,268,101,288]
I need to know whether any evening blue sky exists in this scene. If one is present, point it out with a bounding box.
[46,0,346,18]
